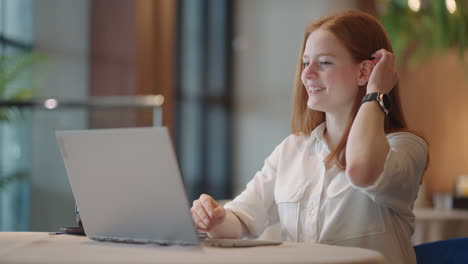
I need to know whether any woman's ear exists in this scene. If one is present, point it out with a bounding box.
[357,61,374,86]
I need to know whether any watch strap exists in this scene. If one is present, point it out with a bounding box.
[361,93,379,104]
[361,92,390,115]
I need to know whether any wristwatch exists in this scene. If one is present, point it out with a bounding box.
[361,92,392,115]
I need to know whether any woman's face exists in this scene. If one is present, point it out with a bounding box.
[301,29,361,114]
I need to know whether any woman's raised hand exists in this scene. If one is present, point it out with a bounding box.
[191,194,226,232]
[367,48,399,94]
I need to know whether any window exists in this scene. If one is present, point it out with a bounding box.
[0,0,33,55]
[0,0,34,231]
[176,0,233,201]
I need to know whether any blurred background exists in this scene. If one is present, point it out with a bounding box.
[0,0,467,242]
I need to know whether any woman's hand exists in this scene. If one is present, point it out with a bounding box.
[191,194,226,232]
[367,49,399,94]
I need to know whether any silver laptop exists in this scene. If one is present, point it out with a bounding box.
[56,127,281,247]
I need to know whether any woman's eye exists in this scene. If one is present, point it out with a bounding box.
[302,62,310,67]
[319,61,331,65]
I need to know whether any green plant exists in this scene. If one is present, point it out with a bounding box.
[0,171,28,190]
[0,51,45,190]
[0,52,45,121]
[377,0,467,67]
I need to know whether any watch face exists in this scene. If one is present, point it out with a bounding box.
[382,94,392,110]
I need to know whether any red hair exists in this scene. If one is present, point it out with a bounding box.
[291,10,425,170]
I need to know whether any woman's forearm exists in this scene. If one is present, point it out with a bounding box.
[346,101,390,187]
[207,210,247,239]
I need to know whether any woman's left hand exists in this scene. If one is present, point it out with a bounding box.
[367,49,398,94]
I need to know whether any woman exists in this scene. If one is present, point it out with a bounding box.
[191,10,428,264]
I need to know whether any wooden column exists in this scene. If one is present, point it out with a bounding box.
[89,0,137,128]
[135,0,177,135]
[90,0,177,134]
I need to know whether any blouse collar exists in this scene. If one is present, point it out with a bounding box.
[309,122,330,154]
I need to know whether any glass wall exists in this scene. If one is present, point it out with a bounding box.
[0,0,34,231]
[0,0,163,231]
[176,0,233,201]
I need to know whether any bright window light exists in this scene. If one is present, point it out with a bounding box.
[408,0,421,12]
[446,0,457,14]
[44,99,58,109]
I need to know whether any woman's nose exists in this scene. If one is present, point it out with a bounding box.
[304,65,318,80]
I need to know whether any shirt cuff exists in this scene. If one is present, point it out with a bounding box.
[224,201,265,238]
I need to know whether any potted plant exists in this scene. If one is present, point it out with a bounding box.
[377,0,468,67]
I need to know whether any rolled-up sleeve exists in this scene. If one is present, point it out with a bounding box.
[224,145,281,238]
[347,132,428,214]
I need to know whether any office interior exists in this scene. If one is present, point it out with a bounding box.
[0,0,467,246]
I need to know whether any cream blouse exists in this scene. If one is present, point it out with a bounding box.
[224,122,428,264]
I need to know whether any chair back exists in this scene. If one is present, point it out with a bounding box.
[414,237,468,264]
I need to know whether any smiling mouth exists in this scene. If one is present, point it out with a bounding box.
[307,86,326,93]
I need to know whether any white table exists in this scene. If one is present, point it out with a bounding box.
[0,232,385,264]
[413,208,468,245]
